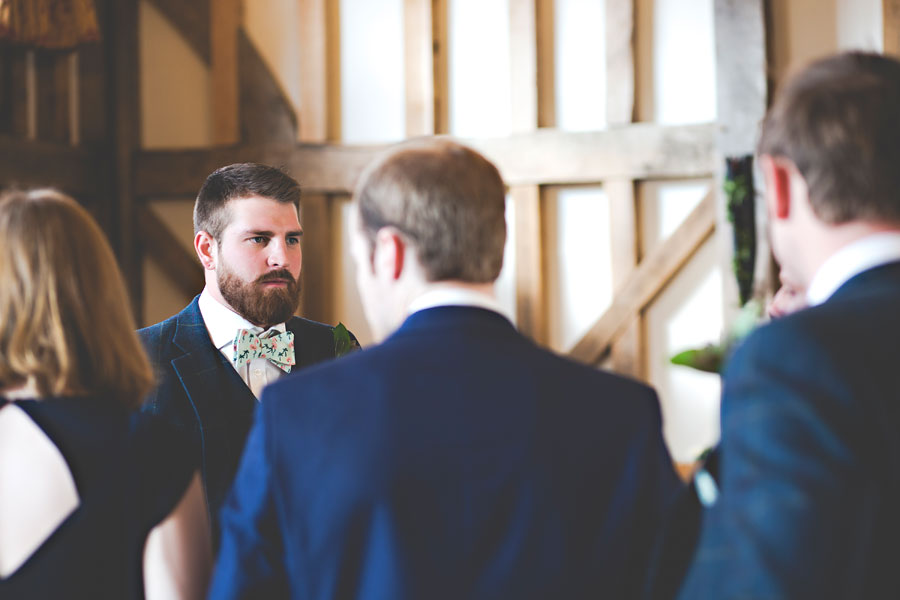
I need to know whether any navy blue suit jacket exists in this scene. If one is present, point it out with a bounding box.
[210,306,680,600]
[138,296,345,541]
[676,261,900,599]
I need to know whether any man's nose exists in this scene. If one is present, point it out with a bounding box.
[267,240,288,267]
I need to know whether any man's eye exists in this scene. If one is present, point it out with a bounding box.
[287,236,301,245]
[250,236,267,244]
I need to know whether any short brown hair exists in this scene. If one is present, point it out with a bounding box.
[0,189,154,405]
[758,51,900,224]
[354,139,507,283]
[193,162,302,240]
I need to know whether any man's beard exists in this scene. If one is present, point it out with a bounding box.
[218,266,301,328]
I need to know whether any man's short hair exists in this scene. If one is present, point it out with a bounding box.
[193,163,302,240]
[758,51,900,224]
[354,139,507,283]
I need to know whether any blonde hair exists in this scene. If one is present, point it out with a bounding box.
[0,189,154,406]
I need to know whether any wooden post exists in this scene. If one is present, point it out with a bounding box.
[432,0,449,134]
[607,178,644,377]
[509,0,547,344]
[884,0,900,55]
[713,0,768,319]
[35,52,71,144]
[404,0,435,137]
[211,0,241,145]
[110,0,143,319]
[299,0,330,141]
[606,0,642,377]
[298,0,338,322]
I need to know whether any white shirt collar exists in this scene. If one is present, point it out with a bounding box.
[806,232,900,306]
[197,288,286,350]
[407,287,512,320]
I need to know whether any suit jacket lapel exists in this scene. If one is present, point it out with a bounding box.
[169,299,257,513]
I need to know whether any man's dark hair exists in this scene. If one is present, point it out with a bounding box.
[758,51,900,224]
[193,163,301,240]
[354,139,507,283]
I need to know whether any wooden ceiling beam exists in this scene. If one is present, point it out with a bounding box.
[567,189,716,365]
[135,121,716,197]
[0,136,100,196]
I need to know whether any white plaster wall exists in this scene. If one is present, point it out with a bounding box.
[339,0,406,143]
[448,0,512,137]
[554,0,607,131]
[544,186,613,354]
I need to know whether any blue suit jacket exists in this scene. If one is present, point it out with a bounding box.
[209,306,680,600]
[138,296,346,542]
[676,261,900,599]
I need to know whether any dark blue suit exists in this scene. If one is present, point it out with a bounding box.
[138,296,345,542]
[210,306,680,599]
[676,261,900,599]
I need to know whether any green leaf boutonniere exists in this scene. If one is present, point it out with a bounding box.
[333,322,360,358]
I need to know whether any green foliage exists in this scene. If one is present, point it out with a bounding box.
[669,299,763,375]
[333,322,359,358]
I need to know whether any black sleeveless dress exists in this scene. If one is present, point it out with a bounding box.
[0,395,195,599]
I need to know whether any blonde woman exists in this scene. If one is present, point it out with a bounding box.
[0,189,211,598]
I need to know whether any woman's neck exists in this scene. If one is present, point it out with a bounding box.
[2,379,41,400]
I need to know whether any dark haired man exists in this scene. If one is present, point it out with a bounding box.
[139,163,355,542]
[675,52,900,598]
[209,140,680,599]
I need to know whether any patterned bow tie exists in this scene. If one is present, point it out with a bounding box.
[232,329,296,373]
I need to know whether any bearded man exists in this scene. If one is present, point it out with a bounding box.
[139,163,355,544]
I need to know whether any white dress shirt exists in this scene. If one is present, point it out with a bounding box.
[806,232,900,307]
[198,289,289,399]
[407,287,512,320]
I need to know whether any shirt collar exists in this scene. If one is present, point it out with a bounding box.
[198,288,287,350]
[407,286,512,320]
[806,232,900,306]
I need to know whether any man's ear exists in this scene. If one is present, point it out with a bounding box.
[195,231,217,271]
[760,154,792,220]
[373,228,406,281]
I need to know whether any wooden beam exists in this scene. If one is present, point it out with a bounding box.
[77,40,108,145]
[0,49,29,137]
[885,0,900,56]
[511,185,546,343]
[145,0,211,63]
[605,0,635,125]
[568,189,715,365]
[210,0,240,145]
[404,0,435,137]
[111,0,142,315]
[0,136,100,195]
[472,122,716,185]
[137,205,205,298]
[535,0,554,127]
[34,51,70,144]
[135,122,717,196]
[713,0,768,313]
[299,0,330,142]
[508,0,546,342]
[432,0,449,134]
[607,178,643,378]
[299,194,334,324]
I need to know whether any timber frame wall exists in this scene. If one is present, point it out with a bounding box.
[7,1,895,375]
[131,0,762,379]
